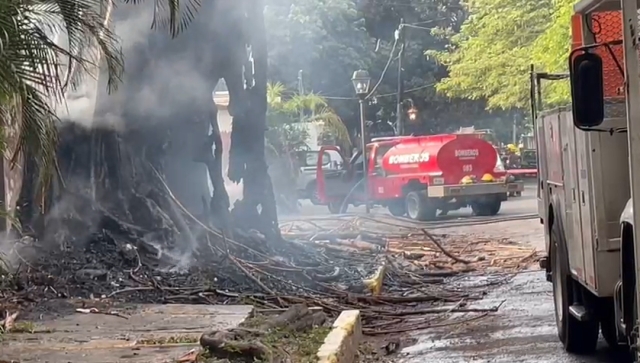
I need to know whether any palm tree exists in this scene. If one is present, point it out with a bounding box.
[266,82,350,149]
[0,0,200,207]
[1,0,122,193]
[265,82,351,212]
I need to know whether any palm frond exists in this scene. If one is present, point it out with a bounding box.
[122,0,202,38]
[308,107,351,150]
[0,0,124,203]
[281,92,328,114]
[267,82,286,106]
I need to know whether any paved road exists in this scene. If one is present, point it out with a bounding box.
[395,185,628,363]
[282,183,539,220]
[398,271,627,363]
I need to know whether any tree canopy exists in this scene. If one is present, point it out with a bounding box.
[265,0,506,138]
[431,0,574,110]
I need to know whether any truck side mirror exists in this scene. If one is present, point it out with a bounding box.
[570,51,605,128]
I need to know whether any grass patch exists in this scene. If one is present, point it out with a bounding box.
[261,324,331,363]
[8,321,37,334]
[199,309,331,363]
[0,320,54,341]
[137,334,200,345]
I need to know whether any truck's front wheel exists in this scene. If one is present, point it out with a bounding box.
[551,220,599,354]
[405,191,436,221]
[599,300,624,350]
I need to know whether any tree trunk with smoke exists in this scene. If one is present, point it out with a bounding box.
[228,0,280,240]
[17,1,281,264]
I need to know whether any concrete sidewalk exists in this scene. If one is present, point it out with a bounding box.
[3,303,253,363]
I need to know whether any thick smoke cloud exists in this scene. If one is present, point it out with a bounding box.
[76,1,249,214]
[98,1,240,125]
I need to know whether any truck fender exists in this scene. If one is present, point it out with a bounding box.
[620,198,633,226]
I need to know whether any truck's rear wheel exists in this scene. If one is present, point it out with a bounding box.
[599,301,625,349]
[405,191,436,221]
[551,220,599,354]
[621,231,638,360]
[471,197,502,216]
[388,201,406,217]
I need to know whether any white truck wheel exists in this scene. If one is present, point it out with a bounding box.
[388,201,406,217]
[551,220,599,354]
[405,191,436,221]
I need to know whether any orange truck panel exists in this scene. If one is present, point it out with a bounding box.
[572,12,624,99]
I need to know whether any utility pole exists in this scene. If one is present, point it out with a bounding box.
[395,20,406,136]
[297,70,305,122]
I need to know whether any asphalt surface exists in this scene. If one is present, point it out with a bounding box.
[393,185,629,363]
[283,183,539,220]
[398,271,629,363]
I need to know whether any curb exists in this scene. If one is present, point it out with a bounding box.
[317,310,362,363]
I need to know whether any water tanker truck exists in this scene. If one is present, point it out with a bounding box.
[315,134,524,220]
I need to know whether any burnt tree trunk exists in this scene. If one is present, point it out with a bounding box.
[229,0,280,241]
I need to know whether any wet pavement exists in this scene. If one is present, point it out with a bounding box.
[387,185,629,363]
[398,270,627,363]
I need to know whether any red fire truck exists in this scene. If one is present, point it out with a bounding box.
[315,134,524,219]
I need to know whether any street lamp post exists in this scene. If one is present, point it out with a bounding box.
[352,70,371,214]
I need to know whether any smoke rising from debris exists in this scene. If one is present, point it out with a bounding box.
[39,2,251,270]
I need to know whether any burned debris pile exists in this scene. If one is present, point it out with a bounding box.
[2,185,539,337]
[0,124,540,336]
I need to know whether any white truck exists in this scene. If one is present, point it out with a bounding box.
[536,0,640,358]
[296,149,343,204]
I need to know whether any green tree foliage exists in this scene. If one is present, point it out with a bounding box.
[0,0,123,191]
[359,0,508,134]
[265,0,373,126]
[531,0,574,106]
[431,0,574,110]
[265,0,505,137]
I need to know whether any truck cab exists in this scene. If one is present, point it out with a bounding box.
[295,149,344,204]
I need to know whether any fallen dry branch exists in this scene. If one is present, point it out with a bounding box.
[421,229,472,264]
